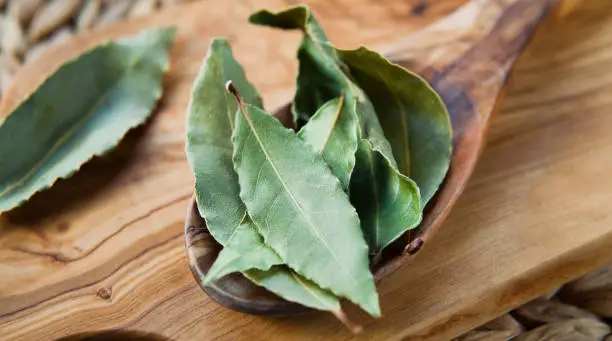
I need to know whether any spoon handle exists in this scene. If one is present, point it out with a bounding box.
[375,0,557,280]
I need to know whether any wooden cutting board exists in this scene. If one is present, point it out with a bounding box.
[2,0,612,340]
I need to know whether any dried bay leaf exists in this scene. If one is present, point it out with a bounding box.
[250,5,396,163]
[202,219,349,328]
[298,96,421,254]
[349,102,422,256]
[350,138,422,255]
[185,38,262,245]
[230,86,380,317]
[339,47,452,205]
[251,5,422,255]
[250,5,401,166]
[245,267,362,333]
[202,219,348,325]
[297,95,357,190]
[250,4,342,125]
[186,42,346,320]
[0,28,176,213]
[203,218,282,284]
[245,267,339,312]
[356,99,397,168]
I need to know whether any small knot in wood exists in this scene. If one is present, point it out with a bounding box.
[97,287,112,301]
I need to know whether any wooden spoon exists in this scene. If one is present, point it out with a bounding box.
[185,0,557,315]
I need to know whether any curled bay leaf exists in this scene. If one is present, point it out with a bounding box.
[250,5,397,166]
[251,5,422,256]
[339,47,452,205]
[297,95,358,190]
[356,100,397,167]
[0,27,176,213]
[185,38,263,245]
[250,4,395,186]
[350,138,422,255]
[230,86,379,317]
[250,4,353,126]
[349,101,422,255]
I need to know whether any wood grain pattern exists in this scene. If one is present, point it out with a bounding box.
[2,0,612,340]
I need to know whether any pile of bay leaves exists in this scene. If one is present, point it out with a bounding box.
[185,4,452,327]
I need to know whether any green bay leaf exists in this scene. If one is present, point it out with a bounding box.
[203,218,282,284]
[356,99,398,168]
[250,4,364,188]
[339,47,452,205]
[231,97,379,317]
[186,42,343,318]
[249,4,398,173]
[246,266,344,314]
[250,4,350,126]
[202,217,345,318]
[185,38,263,245]
[251,5,421,255]
[246,268,362,333]
[297,96,357,190]
[0,28,176,213]
[350,139,422,255]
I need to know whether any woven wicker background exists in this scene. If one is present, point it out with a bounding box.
[0,0,196,95]
[0,1,611,340]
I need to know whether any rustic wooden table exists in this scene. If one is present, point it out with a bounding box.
[1,0,611,340]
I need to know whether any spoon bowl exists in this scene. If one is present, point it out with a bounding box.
[185,0,557,315]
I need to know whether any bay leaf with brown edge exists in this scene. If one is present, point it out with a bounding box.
[0,27,176,213]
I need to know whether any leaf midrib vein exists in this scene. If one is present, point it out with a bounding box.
[290,270,336,311]
[319,95,344,154]
[239,105,356,286]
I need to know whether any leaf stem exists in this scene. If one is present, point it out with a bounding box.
[332,308,363,334]
[226,80,244,108]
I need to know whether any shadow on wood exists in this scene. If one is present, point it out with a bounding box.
[54,330,173,341]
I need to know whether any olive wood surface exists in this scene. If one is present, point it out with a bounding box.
[3,1,612,341]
